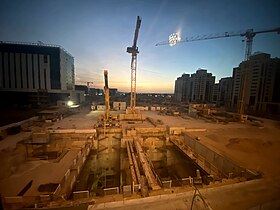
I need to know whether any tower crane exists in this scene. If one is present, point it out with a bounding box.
[156,27,280,119]
[127,16,141,113]
[156,27,280,61]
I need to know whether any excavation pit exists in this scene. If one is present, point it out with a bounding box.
[72,127,260,198]
[0,127,261,209]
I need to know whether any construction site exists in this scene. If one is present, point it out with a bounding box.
[1,96,280,210]
[0,16,280,210]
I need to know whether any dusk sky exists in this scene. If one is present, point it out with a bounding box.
[1,0,280,93]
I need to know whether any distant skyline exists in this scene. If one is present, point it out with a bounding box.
[1,0,280,93]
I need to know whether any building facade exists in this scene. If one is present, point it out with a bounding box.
[174,73,191,102]
[231,53,280,115]
[211,83,219,103]
[174,53,280,116]
[217,77,233,107]
[231,67,241,109]
[0,41,75,105]
[174,69,215,103]
[190,69,215,103]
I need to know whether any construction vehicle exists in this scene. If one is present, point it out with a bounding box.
[96,70,119,128]
[127,16,141,114]
[156,27,280,120]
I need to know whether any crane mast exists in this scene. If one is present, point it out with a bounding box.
[127,16,141,113]
[156,27,280,119]
[104,70,110,121]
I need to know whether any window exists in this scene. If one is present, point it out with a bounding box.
[44,55,48,63]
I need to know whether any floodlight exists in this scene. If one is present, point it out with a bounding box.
[168,32,181,46]
[67,100,74,106]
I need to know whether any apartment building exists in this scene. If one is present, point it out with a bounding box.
[218,77,233,107]
[190,69,215,103]
[231,53,280,115]
[174,69,215,103]
[211,83,219,103]
[174,73,191,102]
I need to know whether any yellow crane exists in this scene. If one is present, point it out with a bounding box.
[156,27,280,119]
[127,16,141,113]
[97,70,118,128]
[104,70,110,121]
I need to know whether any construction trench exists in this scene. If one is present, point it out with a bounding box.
[67,125,259,199]
[72,127,207,198]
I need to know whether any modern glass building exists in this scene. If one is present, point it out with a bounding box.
[0,41,76,105]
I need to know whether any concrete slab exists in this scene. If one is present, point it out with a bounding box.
[0,131,31,151]
[0,149,80,196]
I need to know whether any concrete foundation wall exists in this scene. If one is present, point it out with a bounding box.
[183,134,258,179]
[142,137,164,148]
[119,114,145,121]
[51,143,92,199]
[169,127,207,135]
[0,116,38,140]
[97,128,122,134]
[2,142,92,209]
[135,127,166,135]
[49,129,97,141]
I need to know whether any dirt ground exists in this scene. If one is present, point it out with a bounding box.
[143,111,280,179]
[1,108,280,209]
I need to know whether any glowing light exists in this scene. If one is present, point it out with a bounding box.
[168,32,181,46]
[67,100,74,106]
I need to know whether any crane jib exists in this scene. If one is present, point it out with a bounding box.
[156,27,280,47]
